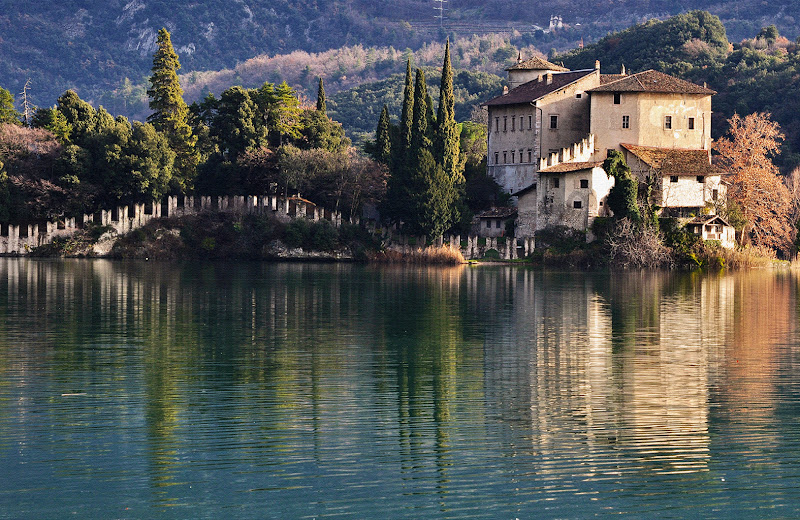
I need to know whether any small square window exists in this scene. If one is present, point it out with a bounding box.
[580,179,589,189]
[670,175,679,183]
[576,93,582,98]
[622,115,630,129]
[573,200,582,209]
[550,115,558,129]
[553,178,560,188]
[613,93,621,104]
[665,116,672,129]
[697,175,704,183]
[688,117,695,130]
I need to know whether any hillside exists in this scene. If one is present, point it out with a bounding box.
[2,0,800,115]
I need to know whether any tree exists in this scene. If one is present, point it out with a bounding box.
[372,104,392,164]
[604,150,641,223]
[715,112,793,253]
[0,87,20,125]
[31,107,72,143]
[435,40,462,188]
[316,77,327,114]
[147,28,198,193]
[398,60,414,165]
[269,82,303,145]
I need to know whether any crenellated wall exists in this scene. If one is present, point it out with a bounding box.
[0,194,342,255]
[377,228,535,260]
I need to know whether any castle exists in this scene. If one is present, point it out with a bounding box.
[483,56,727,242]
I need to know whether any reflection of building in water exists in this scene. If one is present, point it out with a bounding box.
[479,270,738,479]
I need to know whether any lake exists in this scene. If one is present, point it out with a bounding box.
[1,259,799,519]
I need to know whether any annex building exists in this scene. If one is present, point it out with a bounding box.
[483,56,725,238]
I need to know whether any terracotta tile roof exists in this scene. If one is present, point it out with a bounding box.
[484,70,595,107]
[507,56,569,72]
[539,161,605,174]
[621,144,717,175]
[476,207,518,219]
[588,70,715,95]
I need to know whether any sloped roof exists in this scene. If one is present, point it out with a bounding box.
[484,69,595,107]
[621,144,717,175]
[539,161,605,174]
[507,56,569,72]
[688,214,731,226]
[588,70,715,95]
[476,207,518,219]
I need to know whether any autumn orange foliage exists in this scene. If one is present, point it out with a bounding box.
[714,112,794,254]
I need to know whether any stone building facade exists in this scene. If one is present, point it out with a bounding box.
[483,57,723,238]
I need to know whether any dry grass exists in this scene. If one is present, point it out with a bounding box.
[368,245,466,265]
[700,244,776,269]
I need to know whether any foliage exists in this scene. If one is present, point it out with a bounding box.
[714,112,794,254]
[0,88,21,125]
[316,78,327,114]
[604,150,641,223]
[147,28,199,193]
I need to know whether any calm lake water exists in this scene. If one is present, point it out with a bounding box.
[1,259,800,519]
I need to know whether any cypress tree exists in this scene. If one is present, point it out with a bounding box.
[375,104,392,165]
[435,40,462,186]
[147,28,199,193]
[410,68,430,165]
[316,77,327,114]
[398,60,414,162]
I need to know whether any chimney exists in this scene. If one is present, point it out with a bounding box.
[621,64,626,75]
[546,73,553,85]
[517,51,522,64]
[595,60,600,70]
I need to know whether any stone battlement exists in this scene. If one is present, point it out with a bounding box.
[0,194,342,255]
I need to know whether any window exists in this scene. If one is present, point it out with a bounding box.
[503,151,507,163]
[527,150,532,163]
[495,117,499,132]
[665,115,672,129]
[503,116,507,132]
[576,93,582,98]
[486,220,491,228]
[494,152,499,164]
[712,189,719,201]
[495,219,501,229]
[553,178,560,188]
[622,115,630,129]
[520,116,524,131]
[606,149,615,157]
[613,93,621,104]
[549,115,558,129]
[511,117,515,132]
[528,115,532,130]
[697,175,704,183]
[688,117,695,130]
[511,151,515,163]
[580,179,589,189]
[573,200,582,209]
[670,175,679,183]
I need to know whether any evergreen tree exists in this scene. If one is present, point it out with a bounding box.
[0,87,20,125]
[316,77,327,114]
[435,40,463,187]
[56,90,97,144]
[31,107,72,143]
[147,28,198,193]
[374,104,392,164]
[398,59,414,164]
[410,68,431,166]
[269,82,303,145]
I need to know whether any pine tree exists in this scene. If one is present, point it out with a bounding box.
[0,87,20,125]
[374,104,392,165]
[316,77,327,114]
[147,28,199,193]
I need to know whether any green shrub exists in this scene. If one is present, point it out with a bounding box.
[310,222,339,251]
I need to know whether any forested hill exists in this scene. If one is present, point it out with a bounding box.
[2,0,800,114]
